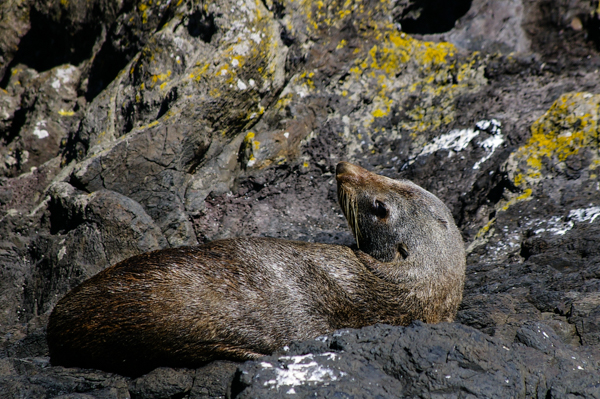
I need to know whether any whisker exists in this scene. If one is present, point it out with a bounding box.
[338,187,361,248]
[353,199,361,242]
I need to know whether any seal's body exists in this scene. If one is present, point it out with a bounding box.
[47,162,465,376]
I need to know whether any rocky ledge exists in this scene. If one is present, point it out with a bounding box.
[1,0,600,397]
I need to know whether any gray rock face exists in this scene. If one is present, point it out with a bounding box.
[1,0,600,397]
[235,322,600,398]
[425,0,531,53]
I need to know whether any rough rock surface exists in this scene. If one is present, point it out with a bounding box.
[235,322,600,398]
[1,0,600,397]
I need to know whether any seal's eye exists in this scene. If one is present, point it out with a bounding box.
[372,200,388,219]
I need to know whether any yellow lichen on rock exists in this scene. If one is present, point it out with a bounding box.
[276,0,487,160]
[138,0,149,24]
[470,93,600,249]
[58,109,75,116]
[339,25,484,136]
[191,0,285,97]
[299,0,371,32]
[509,92,600,189]
[151,70,171,89]
[243,132,260,167]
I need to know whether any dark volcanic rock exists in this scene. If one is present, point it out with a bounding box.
[129,368,195,399]
[235,323,600,398]
[1,0,600,397]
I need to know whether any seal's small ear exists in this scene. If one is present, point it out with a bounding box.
[426,203,448,229]
[398,243,409,259]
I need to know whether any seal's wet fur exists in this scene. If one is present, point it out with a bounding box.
[47,161,465,376]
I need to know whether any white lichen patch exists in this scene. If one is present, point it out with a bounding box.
[232,40,252,56]
[218,0,268,58]
[473,119,503,169]
[237,79,248,90]
[533,215,572,236]
[296,87,308,98]
[57,246,67,261]
[473,134,504,169]
[531,206,600,236]
[172,37,190,52]
[410,119,503,168]
[473,204,600,261]
[263,353,345,390]
[249,32,262,44]
[51,65,77,92]
[33,120,49,139]
[570,206,600,224]
[417,128,479,161]
[332,330,350,337]
[475,119,501,133]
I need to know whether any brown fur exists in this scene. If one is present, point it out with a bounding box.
[47,161,465,376]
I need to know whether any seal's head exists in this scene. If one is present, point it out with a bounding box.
[336,161,463,272]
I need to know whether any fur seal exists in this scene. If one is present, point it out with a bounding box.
[47,161,465,376]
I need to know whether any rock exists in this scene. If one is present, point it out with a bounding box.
[23,182,169,315]
[0,0,600,397]
[189,361,238,399]
[71,123,209,246]
[1,64,83,177]
[129,368,194,399]
[235,322,600,398]
[0,357,130,399]
[424,0,532,53]
[0,0,31,82]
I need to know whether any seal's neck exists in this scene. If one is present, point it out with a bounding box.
[354,249,419,285]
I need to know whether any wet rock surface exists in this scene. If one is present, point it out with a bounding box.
[1,0,599,397]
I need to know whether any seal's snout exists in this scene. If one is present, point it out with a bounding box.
[336,161,354,176]
[336,161,368,183]
[336,161,360,176]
